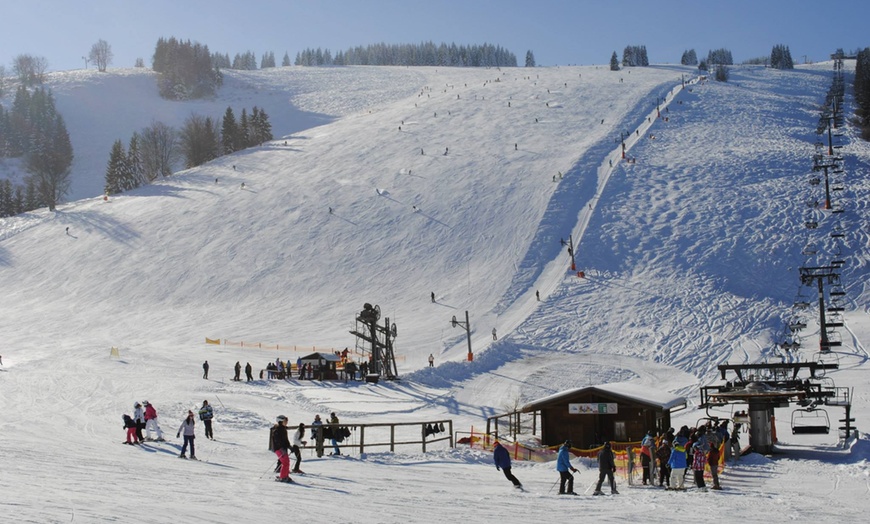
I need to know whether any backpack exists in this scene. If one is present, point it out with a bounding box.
[268,424,277,452]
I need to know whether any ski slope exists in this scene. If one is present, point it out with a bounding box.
[1,62,869,523]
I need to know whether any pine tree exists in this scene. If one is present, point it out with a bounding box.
[610,51,620,71]
[104,139,127,195]
[126,132,144,190]
[239,108,250,148]
[24,88,73,211]
[525,50,536,67]
[221,106,239,154]
[282,51,291,67]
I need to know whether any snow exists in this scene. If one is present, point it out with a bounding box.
[1,61,869,523]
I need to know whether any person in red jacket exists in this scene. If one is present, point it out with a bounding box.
[143,401,165,441]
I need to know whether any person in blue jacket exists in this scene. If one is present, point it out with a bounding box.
[556,439,580,495]
[493,441,522,488]
[668,428,690,490]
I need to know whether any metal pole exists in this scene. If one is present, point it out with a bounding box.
[465,310,473,361]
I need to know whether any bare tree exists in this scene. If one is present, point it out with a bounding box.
[12,54,49,85]
[89,39,114,72]
[0,65,6,97]
[140,120,178,181]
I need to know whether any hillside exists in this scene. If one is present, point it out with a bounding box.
[1,63,869,522]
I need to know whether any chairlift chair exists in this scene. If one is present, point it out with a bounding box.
[791,407,830,435]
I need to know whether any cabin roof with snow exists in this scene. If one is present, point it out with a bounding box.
[520,383,686,412]
[298,352,341,363]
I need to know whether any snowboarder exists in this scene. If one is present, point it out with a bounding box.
[428,354,434,367]
[199,400,214,440]
[177,410,197,459]
[291,422,307,473]
[640,431,655,485]
[270,415,292,483]
[493,441,522,489]
[133,402,146,442]
[536,290,540,301]
[431,291,435,303]
[328,412,341,455]
[122,414,139,445]
[311,415,324,457]
[593,442,619,495]
[245,362,253,382]
[556,440,579,494]
[143,401,164,441]
[202,360,209,380]
[233,361,241,381]
[492,328,497,341]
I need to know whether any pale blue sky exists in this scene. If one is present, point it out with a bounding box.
[2,0,867,72]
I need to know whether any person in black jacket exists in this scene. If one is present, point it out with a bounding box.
[593,441,619,495]
[271,415,292,483]
[245,362,253,382]
[233,361,241,381]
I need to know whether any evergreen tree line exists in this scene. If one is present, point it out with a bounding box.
[707,48,733,65]
[152,37,223,100]
[622,45,649,67]
[854,47,870,140]
[681,49,698,66]
[295,41,518,67]
[104,106,272,196]
[211,51,280,70]
[770,44,794,70]
[0,85,73,214]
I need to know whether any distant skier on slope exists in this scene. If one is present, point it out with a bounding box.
[493,441,522,489]
[202,360,209,380]
[143,401,165,441]
[199,400,214,440]
[177,410,197,459]
[234,361,241,381]
[245,362,253,382]
[133,402,146,442]
[122,414,139,445]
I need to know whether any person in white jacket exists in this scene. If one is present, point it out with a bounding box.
[133,402,146,442]
[291,423,307,473]
[176,410,197,459]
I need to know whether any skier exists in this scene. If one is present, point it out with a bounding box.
[133,402,146,442]
[428,354,434,367]
[270,415,292,483]
[245,362,253,382]
[492,328,497,341]
[291,422,307,473]
[668,428,689,490]
[199,400,214,440]
[122,414,139,445]
[143,401,165,441]
[556,440,579,495]
[431,291,435,303]
[707,426,723,490]
[536,290,540,301]
[234,361,241,381]
[176,410,197,459]
[328,412,341,455]
[593,442,619,495]
[640,431,655,485]
[311,414,324,457]
[493,441,522,489]
[656,428,675,487]
[202,360,209,379]
[691,426,710,490]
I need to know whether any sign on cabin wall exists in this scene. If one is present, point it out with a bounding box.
[568,403,618,414]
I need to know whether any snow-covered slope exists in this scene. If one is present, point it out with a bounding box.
[1,63,868,523]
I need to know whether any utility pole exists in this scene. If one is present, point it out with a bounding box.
[452,311,473,362]
[82,56,89,69]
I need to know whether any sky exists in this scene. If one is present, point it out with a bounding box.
[1,59,869,521]
[1,0,868,73]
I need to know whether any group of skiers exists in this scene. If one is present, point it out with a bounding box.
[121,399,217,460]
[203,360,254,381]
[493,420,735,495]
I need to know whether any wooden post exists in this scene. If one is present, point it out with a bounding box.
[422,424,427,453]
[390,425,395,452]
[359,425,365,454]
[449,420,454,447]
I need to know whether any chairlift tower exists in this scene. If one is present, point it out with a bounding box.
[349,303,399,380]
[799,265,841,352]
